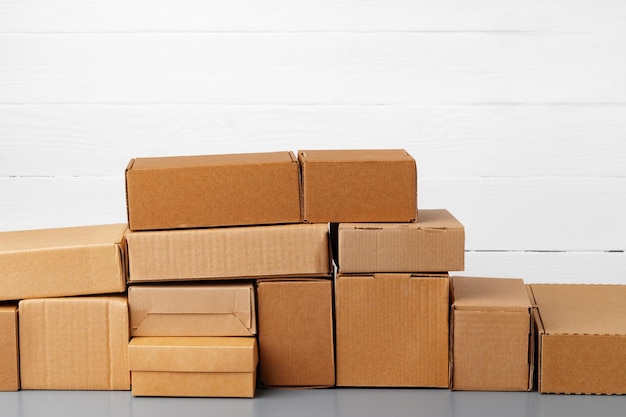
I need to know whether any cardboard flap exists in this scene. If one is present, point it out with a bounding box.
[132,313,254,337]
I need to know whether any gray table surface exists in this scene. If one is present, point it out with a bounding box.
[1,388,625,417]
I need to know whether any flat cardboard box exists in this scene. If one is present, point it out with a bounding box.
[0,224,127,301]
[127,223,331,282]
[298,149,417,223]
[528,284,626,395]
[128,337,258,397]
[257,279,335,387]
[19,295,130,390]
[337,209,465,273]
[125,151,302,230]
[335,273,449,387]
[0,303,19,391]
[128,283,256,337]
[450,276,533,391]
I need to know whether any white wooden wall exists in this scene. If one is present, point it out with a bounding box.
[1,1,625,284]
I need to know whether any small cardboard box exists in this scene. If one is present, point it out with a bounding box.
[528,284,626,394]
[129,283,256,337]
[0,224,127,301]
[335,273,449,387]
[128,337,258,398]
[257,279,335,387]
[127,223,331,282]
[450,276,533,391]
[19,295,130,390]
[298,149,417,223]
[0,303,19,391]
[337,209,465,273]
[125,151,302,231]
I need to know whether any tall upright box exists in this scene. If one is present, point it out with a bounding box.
[0,303,19,391]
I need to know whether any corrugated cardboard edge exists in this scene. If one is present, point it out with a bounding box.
[124,158,136,231]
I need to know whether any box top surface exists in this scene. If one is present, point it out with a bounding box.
[339,209,463,231]
[298,149,413,163]
[129,151,296,170]
[0,223,127,252]
[0,303,18,313]
[530,284,626,335]
[20,295,128,307]
[452,276,530,312]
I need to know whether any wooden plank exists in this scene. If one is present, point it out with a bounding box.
[1,33,625,104]
[2,104,626,177]
[0,0,624,33]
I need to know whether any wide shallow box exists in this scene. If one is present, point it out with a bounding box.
[0,303,19,391]
[335,273,449,387]
[129,283,256,337]
[529,284,626,394]
[450,276,533,391]
[0,224,127,301]
[128,337,258,398]
[257,279,335,387]
[19,296,130,390]
[298,149,417,223]
[337,209,465,273]
[126,223,331,282]
[125,151,302,230]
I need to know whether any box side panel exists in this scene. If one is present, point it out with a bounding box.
[131,371,256,398]
[0,305,20,391]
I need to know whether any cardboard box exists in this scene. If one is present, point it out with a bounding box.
[0,303,19,391]
[0,224,127,301]
[337,209,465,273]
[128,337,258,397]
[335,273,449,387]
[125,151,302,230]
[528,284,626,394]
[257,279,335,387]
[298,149,417,223]
[19,296,130,390]
[450,276,533,391]
[127,223,331,282]
[129,283,256,337]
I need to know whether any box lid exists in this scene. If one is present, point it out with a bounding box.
[299,149,413,163]
[452,276,531,312]
[129,151,296,170]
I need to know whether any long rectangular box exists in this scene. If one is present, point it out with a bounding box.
[335,273,449,387]
[128,337,258,398]
[337,209,464,273]
[257,279,335,387]
[129,283,256,337]
[0,224,127,301]
[0,303,19,391]
[125,151,302,230]
[19,296,130,390]
[299,149,417,223]
[127,223,331,282]
[528,284,626,394]
[450,276,533,391]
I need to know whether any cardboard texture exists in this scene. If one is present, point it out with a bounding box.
[0,224,127,301]
[529,284,626,395]
[335,274,449,387]
[0,304,19,391]
[257,279,335,387]
[450,276,533,391]
[128,283,256,337]
[298,149,417,223]
[337,209,465,273]
[19,296,130,391]
[126,223,331,282]
[128,337,258,397]
[125,151,302,230]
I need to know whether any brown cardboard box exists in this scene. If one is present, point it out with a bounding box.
[298,149,417,223]
[128,337,258,397]
[257,279,335,387]
[127,223,331,282]
[125,151,302,231]
[0,224,127,301]
[335,273,449,387]
[528,284,626,394]
[337,209,465,273]
[450,276,533,391]
[0,303,19,391]
[129,283,256,337]
[19,296,130,390]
